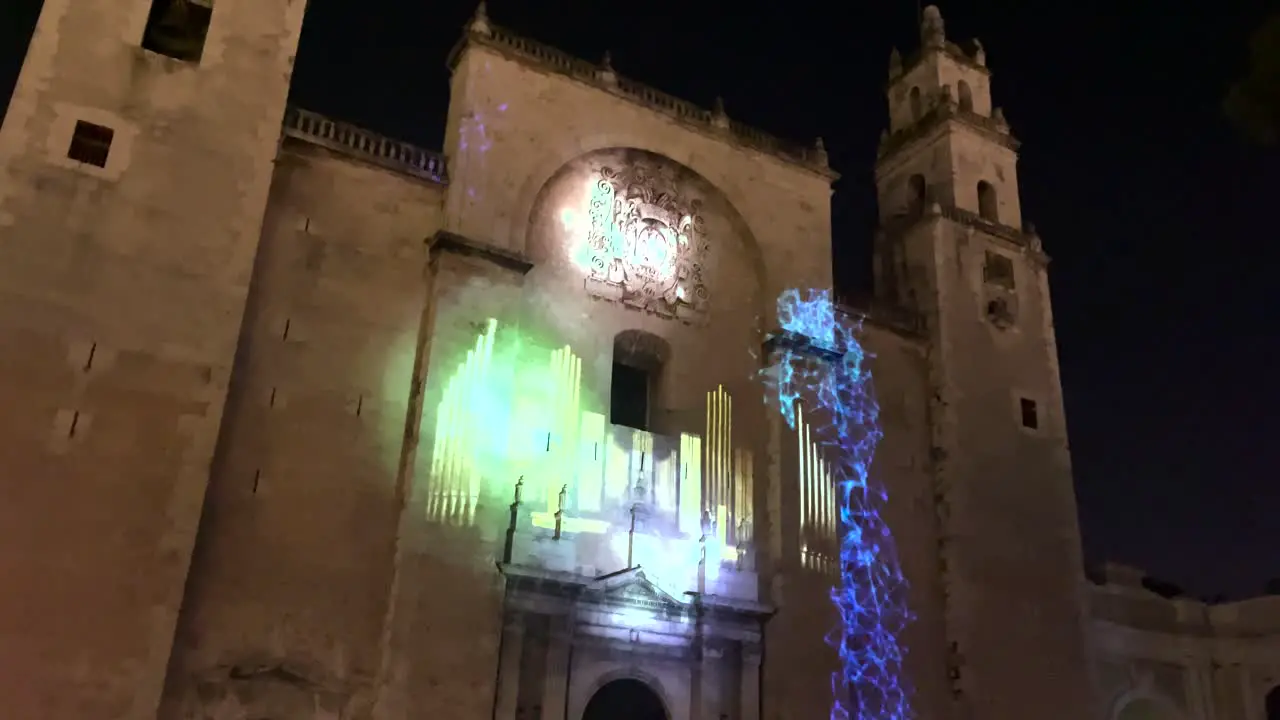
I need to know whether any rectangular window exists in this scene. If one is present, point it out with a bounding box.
[610,362,650,431]
[983,251,1015,289]
[142,0,214,63]
[1019,397,1039,430]
[67,121,114,168]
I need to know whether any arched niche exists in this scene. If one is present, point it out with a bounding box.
[977,180,999,222]
[581,677,670,720]
[1112,693,1183,720]
[1266,685,1280,720]
[525,147,766,317]
[957,80,974,112]
[518,147,772,446]
[521,148,768,388]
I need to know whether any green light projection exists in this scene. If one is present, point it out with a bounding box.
[424,318,755,578]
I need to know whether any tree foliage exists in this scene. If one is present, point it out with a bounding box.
[1225,12,1280,146]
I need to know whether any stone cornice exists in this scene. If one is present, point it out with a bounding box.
[448,23,838,182]
[877,104,1019,164]
[427,230,534,275]
[880,203,1050,265]
[1091,619,1280,666]
[837,297,926,340]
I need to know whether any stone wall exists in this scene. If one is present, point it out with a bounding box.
[0,1,306,717]
[160,140,446,717]
[1091,565,1280,720]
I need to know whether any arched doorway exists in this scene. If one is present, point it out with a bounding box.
[582,678,668,720]
[1115,696,1177,720]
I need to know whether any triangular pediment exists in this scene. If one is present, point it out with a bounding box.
[587,566,685,608]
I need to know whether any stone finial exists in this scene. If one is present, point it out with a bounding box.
[888,47,903,79]
[512,475,524,505]
[992,106,1008,129]
[598,51,618,86]
[971,38,987,66]
[712,96,730,130]
[921,5,946,48]
[813,137,828,166]
[469,1,492,37]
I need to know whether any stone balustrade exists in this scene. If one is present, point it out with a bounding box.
[282,106,448,183]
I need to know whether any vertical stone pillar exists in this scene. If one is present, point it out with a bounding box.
[1239,666,1255,720]
[700,640,720,720]
[740,642,761,720]
[541,617,570,720]
[494,612,525,720]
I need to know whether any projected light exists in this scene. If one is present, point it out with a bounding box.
[766,289,910,720]
[566,163,709,318]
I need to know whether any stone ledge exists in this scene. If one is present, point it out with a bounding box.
[427,230,534,275]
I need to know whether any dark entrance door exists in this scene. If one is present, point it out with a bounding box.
[581,678,667,720]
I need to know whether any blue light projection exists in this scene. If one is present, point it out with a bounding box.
[767,289,911,720]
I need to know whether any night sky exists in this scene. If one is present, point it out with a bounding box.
[2,0,1277,599]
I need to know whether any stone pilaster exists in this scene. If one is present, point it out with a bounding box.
[740,642,762,720]
[541,618,570,720]
[494,612,525,720]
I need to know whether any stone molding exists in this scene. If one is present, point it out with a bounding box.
[427,230,534,275]
[449,17,836,181]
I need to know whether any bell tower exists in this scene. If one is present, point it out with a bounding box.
[0,1,306,717]
[872,7,1099,720]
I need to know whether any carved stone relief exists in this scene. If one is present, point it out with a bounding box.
[583,163,710,319]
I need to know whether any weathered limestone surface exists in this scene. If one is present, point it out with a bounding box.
[12,3,1261,720]
[1090,565,1280,720]
[160,142,446,717]
[0,1,305,717]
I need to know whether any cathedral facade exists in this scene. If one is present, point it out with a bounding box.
[0,1,1277,719]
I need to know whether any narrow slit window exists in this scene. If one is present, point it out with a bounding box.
[1019,398,1039,430]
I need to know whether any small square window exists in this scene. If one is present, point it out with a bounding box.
[67,121,114,168]
[1019,398,1039,430]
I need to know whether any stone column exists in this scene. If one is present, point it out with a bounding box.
[1240,665,1255,720]
[740,642,762,720]
[541,617,571,720]
[494,613,525,720]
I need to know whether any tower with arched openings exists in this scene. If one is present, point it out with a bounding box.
[0,2,1154,720]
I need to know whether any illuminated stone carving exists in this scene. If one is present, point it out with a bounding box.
[583,164,709,318]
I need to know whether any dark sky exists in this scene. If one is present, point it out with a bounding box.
[3,0,1278,599]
